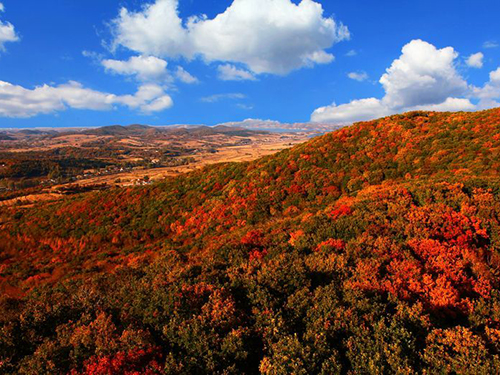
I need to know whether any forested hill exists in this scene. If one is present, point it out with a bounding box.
[2,108,500,373]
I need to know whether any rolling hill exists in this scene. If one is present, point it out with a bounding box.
[2,108,500,374]
[0,133,14,141]
[79,124,267,138]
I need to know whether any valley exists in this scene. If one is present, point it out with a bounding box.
[0,124,316,206]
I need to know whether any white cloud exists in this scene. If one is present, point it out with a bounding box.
[113,83,164,108]
[175,66,198,84]
[99,54,198,85]
[201,93,246,103]
[0,3,19,51]
[483,41,499,49]
[102,55,169,81]
[345,49,357,57]
[82,50,105,63]
[139,94,174,113]
[472,67,500,109]
[0,81,65,118]
[312,98,389,123]
[0,80,173,118]
[304,50,335,65]
[312,40,476,124]
[218,64,256,81]
[347,71,368,82]
[236,103,254,110]
[51,82,118,111]
[466,52,484,68]
[111,0,189,58]
[110,0,349,75]
[491,67,500,82]
[410,97,475,112]
[380,40,467,109]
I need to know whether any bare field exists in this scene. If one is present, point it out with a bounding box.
[0,130,311,207]
[53,138,305,187]
[0,193,64,207]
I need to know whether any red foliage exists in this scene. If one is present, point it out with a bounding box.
[348,193,495,316]
[288,230,305,246]
[73,347,162,375]
[241,230,263,246]
[249,249,268,262]
[315,239,346,252]
[329,205,353,220]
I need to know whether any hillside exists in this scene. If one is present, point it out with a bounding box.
[82,125,156,137]
[79,124,267,138]
[2,108,500,373]
[0,133,14,141]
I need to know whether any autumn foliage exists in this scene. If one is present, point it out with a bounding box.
[2,108,500,373]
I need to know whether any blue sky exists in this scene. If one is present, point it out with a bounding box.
[0,0,499,128]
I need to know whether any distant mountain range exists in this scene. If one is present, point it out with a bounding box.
[216,119,344,132]
[80,124,268,138]
[0,124,270,139]
[0,119,342,137]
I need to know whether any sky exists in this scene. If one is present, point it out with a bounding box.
[0,0,499,128]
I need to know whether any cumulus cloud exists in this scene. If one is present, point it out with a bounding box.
[100,54,198,85]
[347,71,368,82]
[410,97,475,112]
[491,67,500,82]
[102,55,169,81]
[136,93,174,113]
[110,0,349,75]
[466,52,484,68]
[312,40,476,124]
[218,64,256,81]
[312,98,389,123]
[380,40,467,109]
[0,3,19,51]
[472,67,500,109]
[0,80,173,118]
[175,66,198,84]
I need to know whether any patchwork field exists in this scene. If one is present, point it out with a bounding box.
[0,124,315,206]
